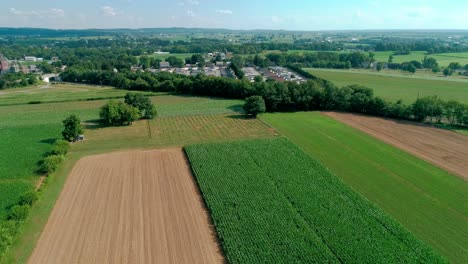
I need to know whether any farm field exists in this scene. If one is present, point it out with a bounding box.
[278,50,468,67]
[138,53,195,61]
[73,114,275,153]
[261,112,468,263]
[0,83,154,106]
[305,67,468,82]
[0,93,261,263]
[305,68,468,103]
[28,149,223,264]
[323,112,468,180]
[186,138,444,263]
[372,51,468,67]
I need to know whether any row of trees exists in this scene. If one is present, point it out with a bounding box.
[60,68,468,126]
[264,52,374,69]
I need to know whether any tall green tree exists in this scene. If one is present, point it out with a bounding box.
[62,115,83,142]
[124,93,156,119]
[243,96,266,118]
[100,100,141,126]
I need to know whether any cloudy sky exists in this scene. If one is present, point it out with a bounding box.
[0,0,467,30]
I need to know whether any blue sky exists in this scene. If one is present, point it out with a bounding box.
[0,0,467,30]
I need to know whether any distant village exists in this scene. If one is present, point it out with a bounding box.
[0,51,307,84]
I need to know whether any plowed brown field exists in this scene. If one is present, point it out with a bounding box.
[28,149,224,264]
[323,112,468,180]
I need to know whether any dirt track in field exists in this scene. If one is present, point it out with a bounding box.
[323,112,468,180]
[28,149,224,264]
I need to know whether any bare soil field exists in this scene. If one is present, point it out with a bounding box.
[323,112,468,180]
[28,149,223,264]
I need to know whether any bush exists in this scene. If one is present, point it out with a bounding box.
[18,191,39,206]
[51,139,70,155]
[40,155,65,174]
[0,220,19,260]
[7,205,30,222]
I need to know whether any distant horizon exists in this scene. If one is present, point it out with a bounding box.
[1,0,467,30]
[1,27,467,33]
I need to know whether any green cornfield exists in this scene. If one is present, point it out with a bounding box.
[185,138,446,263]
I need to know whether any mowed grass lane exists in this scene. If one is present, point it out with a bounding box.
[0,84,154,106]
[262,112,468,263]
[186,138,445,263]
[305,69,468,103]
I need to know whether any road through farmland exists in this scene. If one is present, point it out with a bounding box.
[323,112,468,180]
[28,149,223,264]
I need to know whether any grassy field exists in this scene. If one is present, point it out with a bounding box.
[0,83,154,106]
[0,93,271,263]
[138,53,195,61]
[305,68,468,103]
[262,112,468,263]
[186,138,444,263]
[279,50,468,67]
[373,51,468,67]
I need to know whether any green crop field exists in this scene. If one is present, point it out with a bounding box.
[261,112,468,263]
[185,138,445,263]
[305,68,468,103]
[0,83,154,106]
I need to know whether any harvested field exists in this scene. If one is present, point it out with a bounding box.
[28,149,223,264]
[323,112,468,180]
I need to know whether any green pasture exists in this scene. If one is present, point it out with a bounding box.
[262,112,468,263]
[0,84,154,106]
[305,68,468,103]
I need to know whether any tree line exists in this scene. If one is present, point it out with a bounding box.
[60,68,468,126]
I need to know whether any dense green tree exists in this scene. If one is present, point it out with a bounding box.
[166,56,184,67]
[443,68,453,77]
[243,96,266,118]
[62,115,83,142]
[376,63,382,72]
[124,93,156,119]
[100,100,141,125]
[422,57,438,69]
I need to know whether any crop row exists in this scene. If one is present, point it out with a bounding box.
[185,138,446,263]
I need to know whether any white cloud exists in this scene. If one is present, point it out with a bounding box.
[10,8,65,18]
[186,10,195,17]
[101,6,117,16]
[216,9,233,14]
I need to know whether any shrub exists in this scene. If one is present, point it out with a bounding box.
[7,205,30,222]
[52,139,70,155]
[40,155,65,174]
[18,191,39,206]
